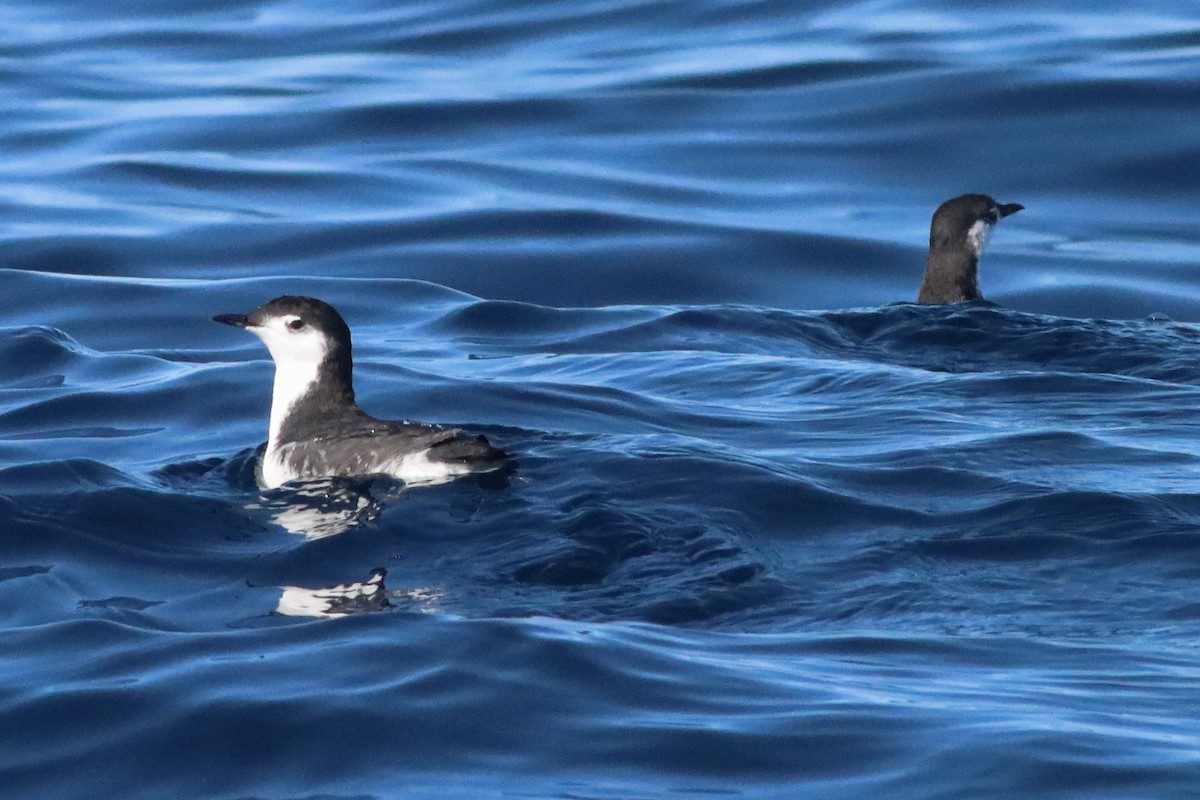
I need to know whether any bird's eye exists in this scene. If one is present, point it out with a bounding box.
[287,319,306,331]
[986,209,1000,224]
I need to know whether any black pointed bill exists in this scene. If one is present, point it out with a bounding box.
[998,203,1024,218]
[213,313,252,328]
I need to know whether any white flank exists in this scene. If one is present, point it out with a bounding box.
[259,443,475,490]
[378,448,473,486]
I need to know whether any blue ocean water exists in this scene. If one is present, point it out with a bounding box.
[3,1,1200,797]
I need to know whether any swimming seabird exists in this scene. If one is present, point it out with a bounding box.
[917,193,1023,304]
[214,295,509,489]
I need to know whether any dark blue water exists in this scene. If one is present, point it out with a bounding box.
[4,1,1200,797]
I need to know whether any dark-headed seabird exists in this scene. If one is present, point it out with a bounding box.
[214,296,509,489]
[917,194,1023,304]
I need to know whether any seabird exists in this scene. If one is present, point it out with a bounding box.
[917,193,1023,304]
[214,295,509,489]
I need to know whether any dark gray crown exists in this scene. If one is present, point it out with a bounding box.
[250,295,353,348]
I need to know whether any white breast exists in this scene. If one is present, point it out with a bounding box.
[260,443,301,489]
[266,354,322,449]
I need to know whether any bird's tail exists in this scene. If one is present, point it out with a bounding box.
[429,432,513,474]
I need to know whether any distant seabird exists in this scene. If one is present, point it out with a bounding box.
[918,193,1023,304]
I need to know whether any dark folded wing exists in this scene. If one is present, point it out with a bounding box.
[283,420,508,477]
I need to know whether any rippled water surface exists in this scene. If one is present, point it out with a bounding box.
[4,2,1200,798]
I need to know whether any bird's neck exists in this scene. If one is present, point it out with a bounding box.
[917,250,980,304]
[268,356,357,447]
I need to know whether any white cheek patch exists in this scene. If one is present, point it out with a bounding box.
[966,219,995,256]
[255,320,326,365]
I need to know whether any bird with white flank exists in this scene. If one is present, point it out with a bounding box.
[214,295,509,489]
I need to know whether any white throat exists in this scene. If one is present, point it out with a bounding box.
[267,356,321,447]
[246,322,330,449]
[966,219,995,257]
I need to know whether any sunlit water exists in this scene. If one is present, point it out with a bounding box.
[3,2,1200,798]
